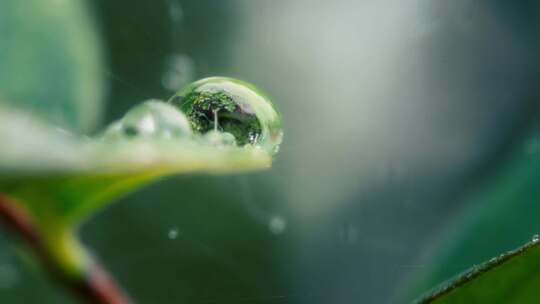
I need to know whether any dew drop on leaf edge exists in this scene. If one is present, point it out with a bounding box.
[171,77,283,154]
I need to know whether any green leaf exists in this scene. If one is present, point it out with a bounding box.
[415,238,540,303]
[405,128,540,302]
[0,104,273,277]
[0,0,104,132]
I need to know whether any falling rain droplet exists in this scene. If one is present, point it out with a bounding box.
[168,227,179,240]
[268,215,287,235]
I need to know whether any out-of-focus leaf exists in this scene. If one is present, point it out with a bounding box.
[0,0,104,132]
[405,128,540,302]
[415,238,540,303]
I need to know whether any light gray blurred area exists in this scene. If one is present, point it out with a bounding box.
[229,1,538,303]
[235,0,534,215]
[231,0,539,303]
[0,1,538,303]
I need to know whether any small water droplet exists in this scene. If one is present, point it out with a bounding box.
[166,0,183,23]
[532,234,539,242]
[268,215,287,235]
[168,227,179,240]
[0,264,19,289]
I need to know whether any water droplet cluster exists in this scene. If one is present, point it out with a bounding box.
[102,77,283,155]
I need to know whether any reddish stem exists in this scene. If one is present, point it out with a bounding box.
[0,194,132,304]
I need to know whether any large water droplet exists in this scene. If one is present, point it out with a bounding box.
[171,77,283,154]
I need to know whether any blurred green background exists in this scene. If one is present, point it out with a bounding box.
[1,0,540,303]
